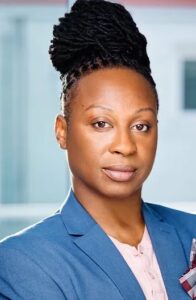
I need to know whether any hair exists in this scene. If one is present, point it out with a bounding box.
[49,0,158,119]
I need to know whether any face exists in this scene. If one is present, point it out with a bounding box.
[56,67,158,200]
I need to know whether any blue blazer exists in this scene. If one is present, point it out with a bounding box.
[0,189,195,300]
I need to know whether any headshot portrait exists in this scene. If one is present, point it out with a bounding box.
[0,0,195,299]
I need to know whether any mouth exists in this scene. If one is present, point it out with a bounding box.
[102,165,137,182]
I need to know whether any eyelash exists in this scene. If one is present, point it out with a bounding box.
[92,121,151,132]
[132,124,151,132]
[93,121,111,129]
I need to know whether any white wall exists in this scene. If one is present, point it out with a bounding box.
[128,7,196,210]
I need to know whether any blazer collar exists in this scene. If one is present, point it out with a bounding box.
[60,189,190,300]
[143,203,190,300]
[60,189,95,235]
[60,189,145,299]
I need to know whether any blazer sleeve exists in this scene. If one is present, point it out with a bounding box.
[0,245,67,300]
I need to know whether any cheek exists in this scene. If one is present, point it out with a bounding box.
[66,126,106,169]
[71,125,111,153]
[138,132,157,164]
[152,130,158,154]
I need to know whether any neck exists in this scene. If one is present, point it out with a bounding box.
[72,179,145,246]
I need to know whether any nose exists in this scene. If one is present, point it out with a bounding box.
[109,127,137,156]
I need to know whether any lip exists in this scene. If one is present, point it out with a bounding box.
[102,165,136,182]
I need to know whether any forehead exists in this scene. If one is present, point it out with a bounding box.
[73,67,157,113]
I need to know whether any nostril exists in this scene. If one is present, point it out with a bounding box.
[109,131,137,156]
[114,151,121,155]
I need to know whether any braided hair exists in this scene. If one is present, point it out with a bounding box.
[49,0,158,118]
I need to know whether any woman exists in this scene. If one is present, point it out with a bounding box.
[0,0,195,299]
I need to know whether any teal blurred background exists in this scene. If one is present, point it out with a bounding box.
[0,0,196,239]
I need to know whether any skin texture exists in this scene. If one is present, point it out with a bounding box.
[55,67,158,246]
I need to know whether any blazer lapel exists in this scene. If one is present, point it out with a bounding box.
[61,190,145,300]
[74,224,146,300]
[61,190,190,300]
[143,203,190,300]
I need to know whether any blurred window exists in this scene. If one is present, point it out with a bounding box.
[0,8,68,240]
[0,17,28,204]
[184,60,196,109]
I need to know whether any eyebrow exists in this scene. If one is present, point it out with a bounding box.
[85,104,157,116]
[136,107,157,116]
[85,104,113,112]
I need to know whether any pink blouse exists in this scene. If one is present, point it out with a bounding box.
[108,226,168,300]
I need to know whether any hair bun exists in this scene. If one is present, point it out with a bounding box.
[49,0,151,76]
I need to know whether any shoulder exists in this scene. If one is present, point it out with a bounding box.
[145,202,196,234]
[0,210,69,252]
[0,210,74,262]
[0,245,66,299]
[0,212,71,299]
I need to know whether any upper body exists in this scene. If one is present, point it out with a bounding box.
[0,189,195,300]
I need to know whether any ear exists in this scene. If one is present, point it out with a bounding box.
[55,115,68,149]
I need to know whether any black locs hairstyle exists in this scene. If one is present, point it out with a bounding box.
[49,0,158,118]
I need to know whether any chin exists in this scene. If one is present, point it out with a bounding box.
[98,183,142,200]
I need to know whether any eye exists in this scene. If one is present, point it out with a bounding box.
[93,121,111,128]
[132,124,150,132]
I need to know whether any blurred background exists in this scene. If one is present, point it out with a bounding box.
[0,0,196,239]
